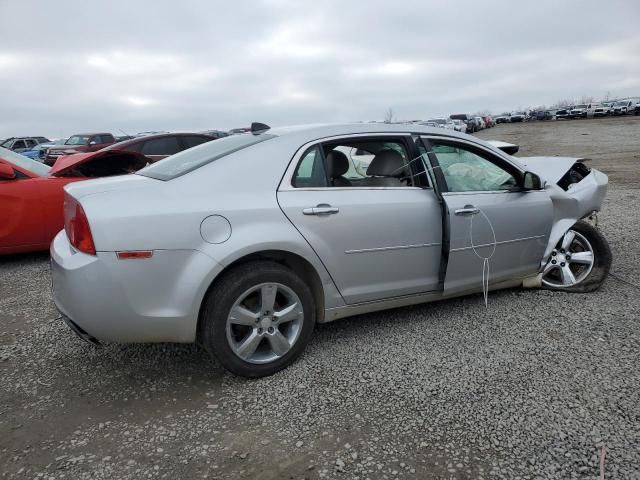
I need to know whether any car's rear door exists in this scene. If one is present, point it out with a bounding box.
[278,134,443,305]
[420,136,554,295]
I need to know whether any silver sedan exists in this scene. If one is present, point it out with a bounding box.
[51,123,611,377]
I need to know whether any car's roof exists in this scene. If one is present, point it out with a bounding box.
[266,122,457,142]
[104,132,214,150]
[71,132,113,136]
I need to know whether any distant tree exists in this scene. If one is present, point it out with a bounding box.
[603,91,612,102]
[556,98,575,107]
[580,95,595,104]
[383,107,394,123]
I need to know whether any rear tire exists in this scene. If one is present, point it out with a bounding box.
[541,221,611,293]
[200,261,315,378]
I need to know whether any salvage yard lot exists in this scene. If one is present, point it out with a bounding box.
[1,117,640,479]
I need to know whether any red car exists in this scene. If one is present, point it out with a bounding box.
[0,147,146,255]
[45,132,117,166]
[100,132,215,163]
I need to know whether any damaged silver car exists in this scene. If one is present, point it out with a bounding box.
[51,123,611,377]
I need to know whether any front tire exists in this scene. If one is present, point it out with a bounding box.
[541,221,611,293]
[200,261,316,378]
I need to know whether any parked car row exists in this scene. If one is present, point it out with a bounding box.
[0,136,50,153]
[521,99,640,122]
[0,127,246,163]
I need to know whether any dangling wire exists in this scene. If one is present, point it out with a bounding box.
[387,150,498,307]
[469,209,497,307]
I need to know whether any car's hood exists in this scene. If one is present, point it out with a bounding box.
[49,149,148,176]
[48,144,85,152]
[486,140,519,155]
[515,156,584,183]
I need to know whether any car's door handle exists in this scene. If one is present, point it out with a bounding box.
[302,204,339,216]
[455,206,480,216]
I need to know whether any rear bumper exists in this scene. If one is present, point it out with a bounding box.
[51,231,222,343]
[62,314,101,346]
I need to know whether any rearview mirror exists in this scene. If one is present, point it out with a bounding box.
[523,171,542,190]
[0,163,16,180]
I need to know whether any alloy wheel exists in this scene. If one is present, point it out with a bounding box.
[225,282,304,364]
[541,229,595,288]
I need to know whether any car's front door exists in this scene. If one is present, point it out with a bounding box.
[0,163,46,251]
[421,137,554,295]
[278,135,443,305]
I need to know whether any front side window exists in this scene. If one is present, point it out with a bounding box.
[12,140,26,149]
[65,135,90,146]
[430,142,518,192]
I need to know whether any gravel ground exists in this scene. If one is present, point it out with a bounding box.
[2,118,640,479]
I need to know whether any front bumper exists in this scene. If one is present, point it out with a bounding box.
[51,231,222,343]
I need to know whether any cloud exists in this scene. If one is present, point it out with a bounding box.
[0,0,639,138]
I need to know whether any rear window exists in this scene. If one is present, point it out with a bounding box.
[138,133,276,180]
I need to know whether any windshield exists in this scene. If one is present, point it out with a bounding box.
[138,133,276,180]
[614,101,628,106]
[0,147,50,176]
[575,105,587,109]
[65,135,90,146]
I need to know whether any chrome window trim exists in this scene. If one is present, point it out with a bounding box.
[441,190,545,196]
[279,133,418,192]
[345,242,441,255]
[280,186,426,192]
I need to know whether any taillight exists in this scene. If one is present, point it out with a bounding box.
[64,192,96,255]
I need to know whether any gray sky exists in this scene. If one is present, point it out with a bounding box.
[1,0,639,138]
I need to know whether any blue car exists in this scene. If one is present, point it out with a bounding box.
[20,139,66,161]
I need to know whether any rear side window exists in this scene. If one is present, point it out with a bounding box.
[141,137,181,156]
[100,135,114,143]
[292,146,327,188]
[138,133,276,180]
[182,135,212,149]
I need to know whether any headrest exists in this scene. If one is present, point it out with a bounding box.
[326,150,349,178]
[366,149,405,177]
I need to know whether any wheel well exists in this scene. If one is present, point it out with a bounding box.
[196,250,325,341]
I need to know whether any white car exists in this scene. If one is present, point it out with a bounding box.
[593,103,612,117]
[612,100,634,115]
[450,119,468,133]
[570,104,597,119]
[429,119,456,130]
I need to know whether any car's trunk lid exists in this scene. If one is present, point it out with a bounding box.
[50,150,148,177]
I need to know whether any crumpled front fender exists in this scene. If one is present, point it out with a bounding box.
[542,169,608,263]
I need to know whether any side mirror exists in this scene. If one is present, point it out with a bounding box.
[523,171,542,190]
[0,163,16,180]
